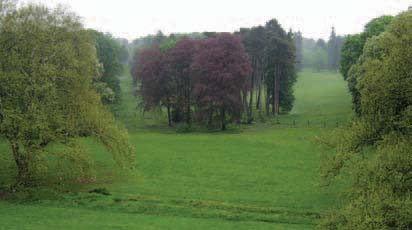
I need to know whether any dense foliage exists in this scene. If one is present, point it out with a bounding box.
[191,34,252,130]
[340,15,394,115]
[238,19,297,122]
[0,3,133,187]
[133,19,298,129]
[321,12,412,229]
[88,30,127,104]
[133,34,252,130]
[294,31,303,71]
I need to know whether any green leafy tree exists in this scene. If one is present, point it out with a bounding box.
[239,19,297,118]
[302,38,328,71]
[340,15,394,115]
[88,30,125,104]
[340,34,363,81]
[314,43,328,71]
[264,29,296,116]
[327,27,339,70]
[293,31,303,71]
[320,12,412,229]
[238,26,266,122]
[0,4,133,187]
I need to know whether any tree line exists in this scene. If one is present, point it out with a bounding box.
[320,11,412,229]
[131,19,297,130]
[294,27,345,72]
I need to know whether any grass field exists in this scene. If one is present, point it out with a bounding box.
[0,70,352,229]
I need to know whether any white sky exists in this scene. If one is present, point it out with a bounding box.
[21,0,411,41]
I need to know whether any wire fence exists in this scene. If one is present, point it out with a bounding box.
[264,119,347,129]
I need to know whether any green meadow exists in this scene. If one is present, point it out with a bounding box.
[0,70,352,229]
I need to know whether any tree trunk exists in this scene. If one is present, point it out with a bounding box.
[186,89,192,126]
[10,141,30,187]
[248,63,255,124]
[272,80,276,116]
[274,66,281,116]
[221,107,226,131]
[265,87,270,117]
[256,61,262,110]
[186,103,191,126]
[166,98,172,127]
[242,91,247,113]
[208,107,214,128]
[256,83,262,110]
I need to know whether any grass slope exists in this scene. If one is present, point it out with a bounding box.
[0,70,351,229]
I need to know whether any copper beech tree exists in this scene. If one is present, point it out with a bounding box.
[133,33,252,130]
[191,34,251,130]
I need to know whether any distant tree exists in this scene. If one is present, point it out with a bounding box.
[238,19,297,118]
[336,36,345,70]
[302,38,328,72]
[316,38,327,50]
[133,46,174,126]
[314,44,328,71]
[129,30,167,73]
[191,33,252,130]
[238,26,266,122]
[264,31,296,116]
[119,45,129,65]
[153,30,167,46]
[88,30,125,104]
[0,4,133,187]
[203,32,218,38]
[165,38,198,125]
[293,31,303,71]
[327,27,339,71]
[281,31,298,112]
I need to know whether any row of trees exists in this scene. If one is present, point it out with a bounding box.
[238,20,297,122]
[321,12,412,229]
[132,19,297,130]
[295,27,345,72]
[0,1,133,187]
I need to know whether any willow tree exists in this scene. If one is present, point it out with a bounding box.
[0,4,134,187]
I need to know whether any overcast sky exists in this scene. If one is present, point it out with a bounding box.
[21,0,411,41]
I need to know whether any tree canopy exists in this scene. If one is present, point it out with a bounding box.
[133,33,252,130]
[0,4,133,186]
[238,19,297,122]
[340,15,394,115]
[88,30,126,104]
[133,19,298,129]
[321,12,412,229]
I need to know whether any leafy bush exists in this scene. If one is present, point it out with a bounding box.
[89,188,111,196]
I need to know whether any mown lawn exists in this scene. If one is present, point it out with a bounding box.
[0,70,351,229]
